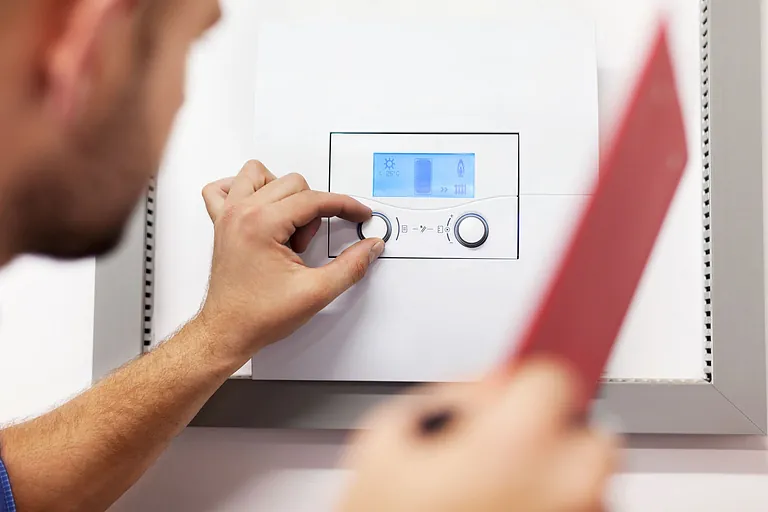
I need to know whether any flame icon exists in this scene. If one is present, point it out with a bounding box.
[457,159,465,178]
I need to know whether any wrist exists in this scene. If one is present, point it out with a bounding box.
[184,308,254,373]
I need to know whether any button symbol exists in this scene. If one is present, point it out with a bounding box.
[437,226,444,234]
[401,225,408,234]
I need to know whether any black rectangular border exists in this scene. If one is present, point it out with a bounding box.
[327,132,521,261]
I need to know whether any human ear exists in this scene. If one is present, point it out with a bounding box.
[45,0,136,123]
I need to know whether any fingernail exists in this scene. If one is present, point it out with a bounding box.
[369,241,385,263]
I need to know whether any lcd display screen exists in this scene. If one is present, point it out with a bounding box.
[372,153,476,198]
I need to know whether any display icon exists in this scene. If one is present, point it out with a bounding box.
[414,159,433,195]
[457,159,465,178]
[455,184,467,195]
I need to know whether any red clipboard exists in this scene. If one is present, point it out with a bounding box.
[507,21,688,409]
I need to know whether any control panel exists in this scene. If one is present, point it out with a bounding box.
[328,133,520,260]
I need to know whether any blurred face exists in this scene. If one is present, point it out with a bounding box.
[0,0,221,260]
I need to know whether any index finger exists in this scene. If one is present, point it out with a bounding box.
[276,190,372,231]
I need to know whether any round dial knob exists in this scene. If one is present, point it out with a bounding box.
[455,213,489,248]
[358,212,392,243]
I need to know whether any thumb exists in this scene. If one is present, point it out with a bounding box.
[314,238,385,303]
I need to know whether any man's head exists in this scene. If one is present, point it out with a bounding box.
[0,0,220,261]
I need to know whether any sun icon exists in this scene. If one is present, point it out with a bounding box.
[384,158,396,171]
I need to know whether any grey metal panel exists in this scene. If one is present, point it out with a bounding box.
[191,381,760,435]
[599,383,762,435]
[706,0,767,434]
[93,0,768,435]
[192,381,408,429]
[92,197,147,381]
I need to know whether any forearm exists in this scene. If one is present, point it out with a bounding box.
[0,315,245,512]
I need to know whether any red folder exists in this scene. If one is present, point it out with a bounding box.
[507,21,688,409]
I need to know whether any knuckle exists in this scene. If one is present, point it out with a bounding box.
[217,203,240,226]
[306,189,330,207]
[299,189,322,205]
[245,160,270,182]
[201,182,215,198]
[349,259,368,284]
[222,202,258,222]
[243,159,264,172]
[243,160,271,183]
[201,189,214,207]
[220,204,272,240]
[285,172,309,190]
[241,204,268,225]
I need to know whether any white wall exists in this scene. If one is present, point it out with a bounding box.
[0,256,94,421]
[3,2,768,511]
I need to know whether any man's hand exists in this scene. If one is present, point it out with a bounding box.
[199,160,384,362]
[0,161,383,512]
[339,359,619,512]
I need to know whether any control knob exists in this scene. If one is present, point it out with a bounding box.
[455,213,489,248]
[358,212,392,243]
